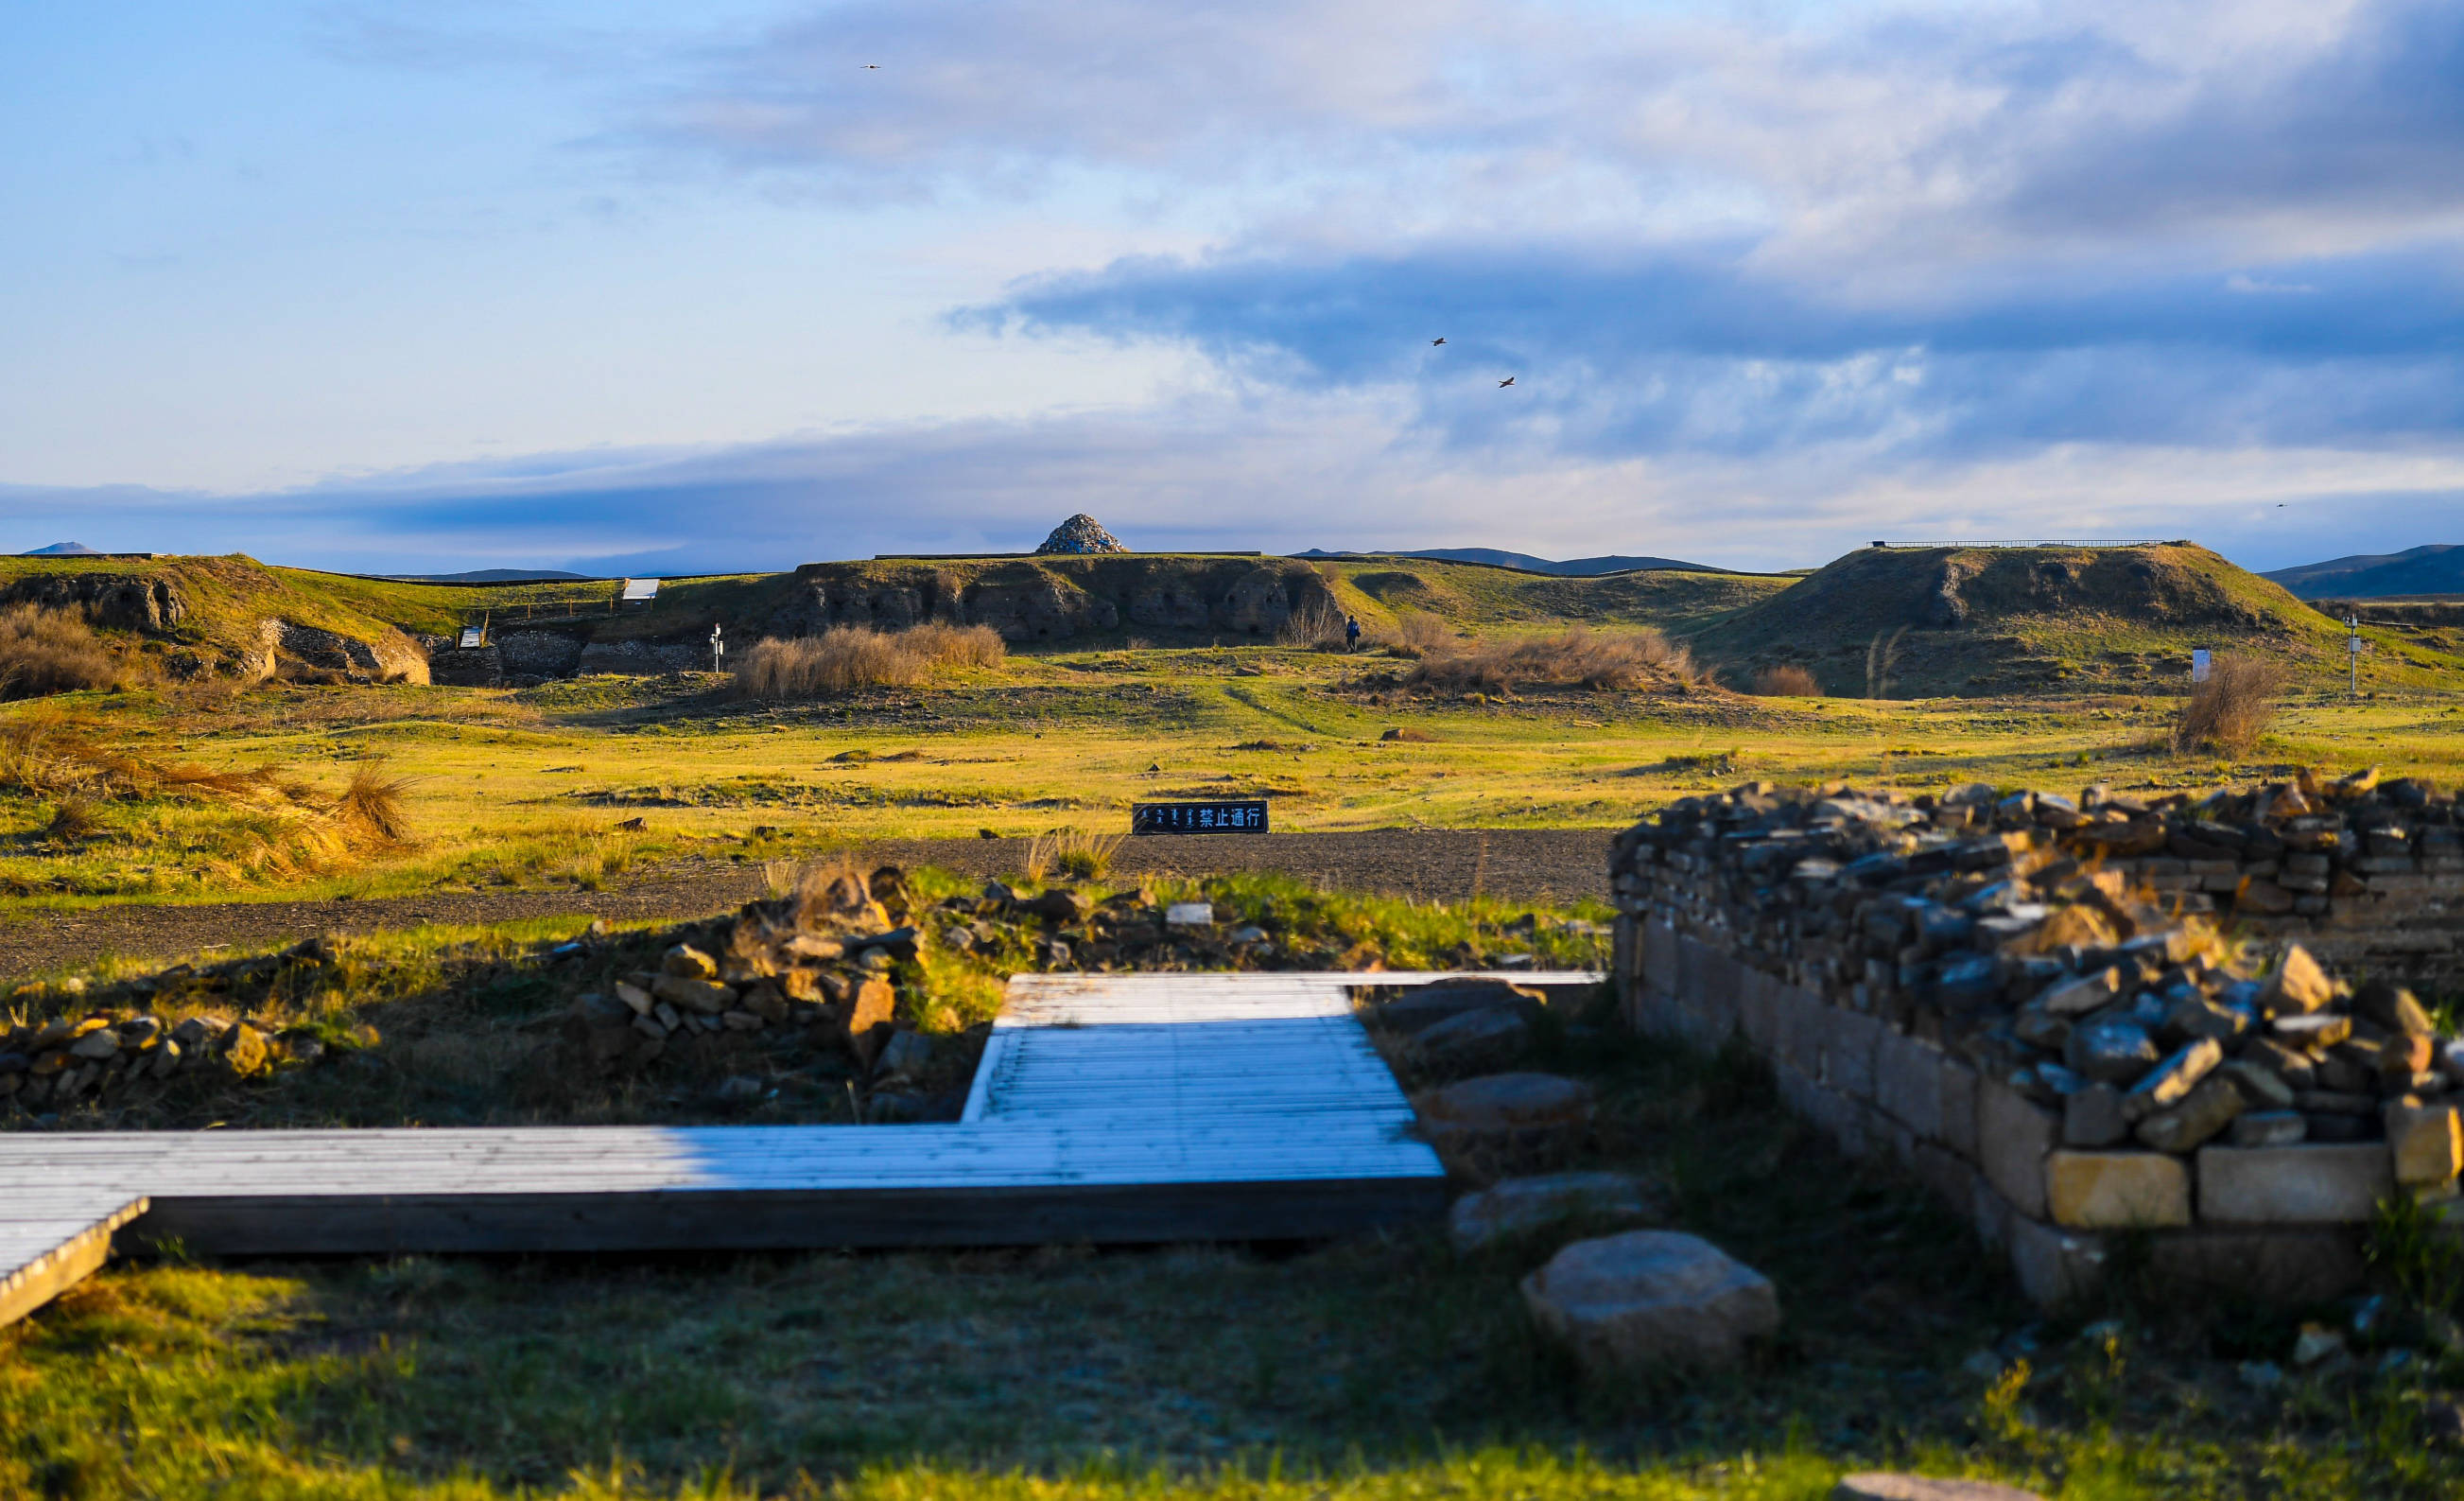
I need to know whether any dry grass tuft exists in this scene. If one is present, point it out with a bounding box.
[1752,664,1823,696]
[0,605,130,699]
[331,759,418,845]
[737,623,1006,698]
[45,795,101,843]
[2172,655,2290,756]
[1407,626,1695,694]
[1027,825,1124,882]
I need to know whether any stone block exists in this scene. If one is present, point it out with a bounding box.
[1677,935,1713,1007]
[1875,1030,1946,1140]
[2063,1084,2129,1147]
[2196,1143,2395,1224]
[1977,1076,2057,1220]
[1774,986,1822,1075]
[1941,1056,1981,1159]
[2046,1150,2192,1229]
[1642,920,1678,999]
[1738,968,1779,1052]
[1971,1177,2011,1251]
[2147,1228,2367,1304]
[2386,1101,2462,1186]
[2004,1212,2108,1309]
[1824,1005,1883,1103]
[1910,1143,1980,1219]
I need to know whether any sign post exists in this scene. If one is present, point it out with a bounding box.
[1131,800,1269,835]
[2347,615,2362,699]
[2191,648,2211,685]
[710,623,725,675]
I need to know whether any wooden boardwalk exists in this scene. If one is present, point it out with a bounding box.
[0,969,1594,1327]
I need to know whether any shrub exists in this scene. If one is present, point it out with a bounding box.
[1381,611,1453,659]
[0,605,126,699]
[1276,600,1348,650]
[1753,664,1822,696]
[1406,626,1695,693]
[2172,656,2289,756]
[736,623,1006,698]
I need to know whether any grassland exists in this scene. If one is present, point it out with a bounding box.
[9,548,2464,1499]
[9,970,2462,1499]
[3,632,2460,910]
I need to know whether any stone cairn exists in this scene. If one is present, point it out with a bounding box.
[1032,514,1128,555]
[567,866,921,1073]
[1610,769,2464,1306]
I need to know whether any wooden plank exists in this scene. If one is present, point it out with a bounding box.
[0,970,1575,1324]
[129,1177,1448,1256]
[0,1196,145,1331]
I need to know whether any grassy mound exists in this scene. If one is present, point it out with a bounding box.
[1686,543,2463,697]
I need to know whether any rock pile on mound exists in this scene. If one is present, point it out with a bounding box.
[567,865,919,1073]
[0,939,353,1111]
[1032,514,1128,554]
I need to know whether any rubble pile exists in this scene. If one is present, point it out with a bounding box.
[0,939,347,1112]
[1610,770,2464,1305]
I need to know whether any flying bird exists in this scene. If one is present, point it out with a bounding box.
[1498,376,1515,387]
[862,62,880,68]
[1431,338,1445,345]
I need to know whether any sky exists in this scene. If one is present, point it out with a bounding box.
[3,0,2460,575]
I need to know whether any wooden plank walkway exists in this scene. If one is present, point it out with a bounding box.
[0,969,1595,1327]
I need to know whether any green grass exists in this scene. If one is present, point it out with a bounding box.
[7,646,2464,910]
[10,1014,2463,1498]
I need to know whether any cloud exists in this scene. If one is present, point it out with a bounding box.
[8,392,2461,578]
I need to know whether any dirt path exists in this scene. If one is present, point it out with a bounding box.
[0,829,1613,982]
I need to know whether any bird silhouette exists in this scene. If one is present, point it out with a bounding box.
[862,62,880,68]
[1498,376,1515,388]
[1431,338,1445,345]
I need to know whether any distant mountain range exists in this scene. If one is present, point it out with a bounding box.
[2264,545,2464,600]
[1294,547,1722,576]
[378,568,599,584]
[24,541,98,554]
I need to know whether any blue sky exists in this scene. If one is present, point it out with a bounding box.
[4,0,2460,574]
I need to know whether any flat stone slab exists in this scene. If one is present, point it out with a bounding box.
[1449,1171,1665,1254]
[1520,1229,1779,1372]
[1833,1475,2047,1501]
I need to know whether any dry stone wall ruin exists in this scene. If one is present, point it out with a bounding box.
[1607,771,2464,1308]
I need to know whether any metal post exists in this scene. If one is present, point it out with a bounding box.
[710,623,725,675]
[2348,615,2360,698]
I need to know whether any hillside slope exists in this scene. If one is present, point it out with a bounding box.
[2265,544,2464,599]
[0,554,452,685]
[1298,547,1722,576]
[1686,543,2464,696]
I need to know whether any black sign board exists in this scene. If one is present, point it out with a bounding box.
[1131,800,1269,835]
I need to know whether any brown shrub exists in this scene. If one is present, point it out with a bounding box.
[2172,655,2290,756]
[1275,599,1349,650]
[1407,626,1695,693]
[1381,611,1454,659]
[1752,664,1823,696]
[737,623,1005,698]
[0,605,128,699]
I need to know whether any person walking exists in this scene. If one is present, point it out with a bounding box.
[1344,615,1362,653]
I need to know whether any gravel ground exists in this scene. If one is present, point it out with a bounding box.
[0,829,1613,983]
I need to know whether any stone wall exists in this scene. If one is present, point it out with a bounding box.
[1607,773,2464,1309]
